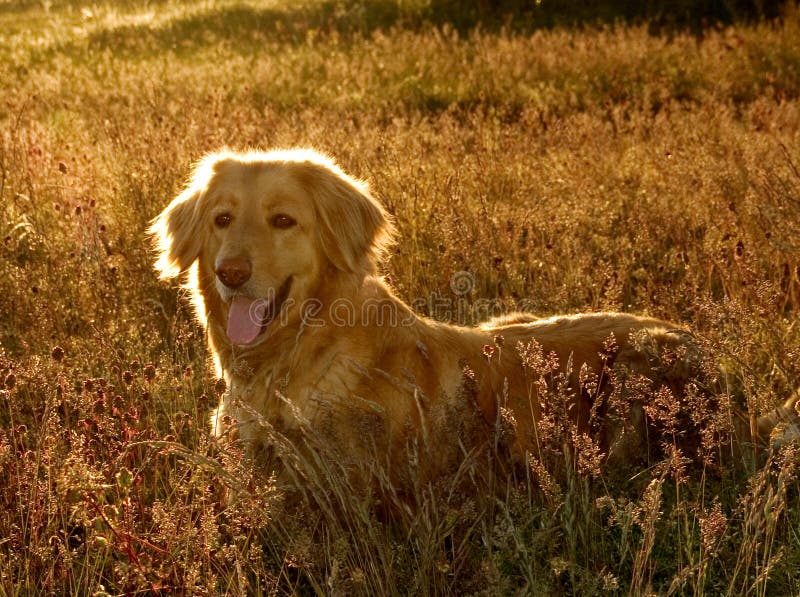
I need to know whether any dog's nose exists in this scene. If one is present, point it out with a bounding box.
[215,257,252,289]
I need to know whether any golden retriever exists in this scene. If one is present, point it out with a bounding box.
[150,148,798,487]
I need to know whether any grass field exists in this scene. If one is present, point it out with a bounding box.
[2,0,800,594]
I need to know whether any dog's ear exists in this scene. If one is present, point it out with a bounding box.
[148,188,201,279]
[150,154,224,279]
[149,186,204,279]
[295,160,395,275]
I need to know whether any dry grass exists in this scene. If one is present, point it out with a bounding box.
[2,1,800,594]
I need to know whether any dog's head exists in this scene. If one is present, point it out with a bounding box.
[150,148,394,346]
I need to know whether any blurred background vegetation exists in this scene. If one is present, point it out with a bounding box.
[424,0,787,30]
[1,0,799,594]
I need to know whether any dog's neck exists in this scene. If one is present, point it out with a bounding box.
[200,262,527,436]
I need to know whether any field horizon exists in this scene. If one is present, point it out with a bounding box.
[2,1,800,595]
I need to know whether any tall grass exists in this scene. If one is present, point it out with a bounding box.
[1,1,799,594]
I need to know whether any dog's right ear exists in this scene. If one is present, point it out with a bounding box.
[150,154,224,279]
[149,185,205,280]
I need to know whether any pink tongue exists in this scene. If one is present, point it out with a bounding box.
[226,296,266,346]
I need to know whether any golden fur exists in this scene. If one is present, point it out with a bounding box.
[151,148,798,485]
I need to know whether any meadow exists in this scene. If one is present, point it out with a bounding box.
[1,0,800,594]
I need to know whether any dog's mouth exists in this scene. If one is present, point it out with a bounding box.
[225,277,293,346]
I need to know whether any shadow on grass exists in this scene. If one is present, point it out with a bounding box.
[77,0,787,59]
[85,3,381,54]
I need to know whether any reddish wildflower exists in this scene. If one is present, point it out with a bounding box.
[734,240,744,261]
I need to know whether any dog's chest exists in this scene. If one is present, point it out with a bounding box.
[225,359,327,431]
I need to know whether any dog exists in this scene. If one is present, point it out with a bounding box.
[150,148,799,488]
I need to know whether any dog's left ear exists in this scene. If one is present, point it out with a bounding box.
[296,160,395,275]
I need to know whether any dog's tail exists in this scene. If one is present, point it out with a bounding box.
[754,389,800,449]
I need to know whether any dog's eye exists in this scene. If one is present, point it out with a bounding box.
[272,214,296,229]
[214,213,232,228]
